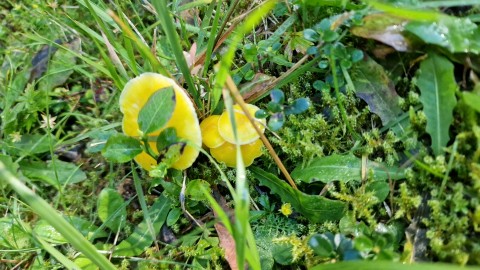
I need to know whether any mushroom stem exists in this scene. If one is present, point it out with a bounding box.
[225,75,298,190]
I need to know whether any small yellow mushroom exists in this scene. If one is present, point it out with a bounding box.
[210,139,263,167]
[119,73,201,170]
[199,115,225,149]
[200,104,265,167]
[217,104,266,144]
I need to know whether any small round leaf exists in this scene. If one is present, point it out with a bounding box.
[303,29,320,42]
[268,112,285,131]
[285,98,310,115]
[309,234,335,257]
[270,89,285,104]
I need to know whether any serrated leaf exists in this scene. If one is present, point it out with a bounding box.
[415,53,457,156]
[291,154,405,184]
[138,87,176,134]
[251,167,346,223]
[97,188,127,232]
[20,159,87,187]
[102,134,142,163]
[351,57,410,135]
[114,195,171,256]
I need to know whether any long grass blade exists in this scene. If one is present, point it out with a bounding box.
[0,162,117,270]
[212,0,276,111]
[151,0,202,109]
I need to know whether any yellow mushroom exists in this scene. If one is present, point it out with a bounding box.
[199,115,225,149]
[200,104,265,167]
[217,104,266,144]
[119,73,201,171]
[210,139,263,167]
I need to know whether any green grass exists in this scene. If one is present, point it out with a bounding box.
[1,0,480,269]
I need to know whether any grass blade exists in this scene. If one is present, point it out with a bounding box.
[213,0,276,111]
[151,0,201,109]
[0,162,116,270]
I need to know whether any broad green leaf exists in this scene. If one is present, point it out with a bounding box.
[366,181,390,202]
[97,188,127,232]
[20,159,87,187]
[309,234,335,257]
[65,216,108,241]
[351,57,409,135]
[0,217,32,249]
[114,194,171,256]
[310,261,480,270]
[462,92,480,113]
[406,17,480,54]
[102,134,142,163]
[85,130,117,154]
[74,257,98,270]
[38,38,81,91]
[0,155,18,173]
[291,154,405,184]
[272,242,294,265]
[138,87,176,134]
[156,127,178,152]
[34,219,68,244]
[166,208,182,227]
[251,167,346,223]
[0,163,117,269]
[186,179,211,201]
[415,53,457,156]
[6,134,56,156]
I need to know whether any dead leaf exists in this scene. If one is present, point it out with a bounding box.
[240,73,276,103]
[215,222,238,270]
[212,190,238,270]
[351,13,411,51]
[29,39,62,82]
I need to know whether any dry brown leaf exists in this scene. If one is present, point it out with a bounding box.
[214,222,238,270]
[212,190,239,270]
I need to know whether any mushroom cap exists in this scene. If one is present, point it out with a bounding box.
[217,104,266,144]
[200,115,225,149]
[210,139,263,167]
[119,72,201,170]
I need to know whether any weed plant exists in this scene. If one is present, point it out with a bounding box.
[1,0,480,269]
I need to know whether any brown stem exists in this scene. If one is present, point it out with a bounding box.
[225,76,298,190]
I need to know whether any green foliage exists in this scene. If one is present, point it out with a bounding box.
[102,134,143,163]
[255,89,311,131]
[97,188,128,232]
[415,53,457,156]
[291,154,405,183]
[138,87,176,134]
[251,167,346,223]
[2,0,480,268]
